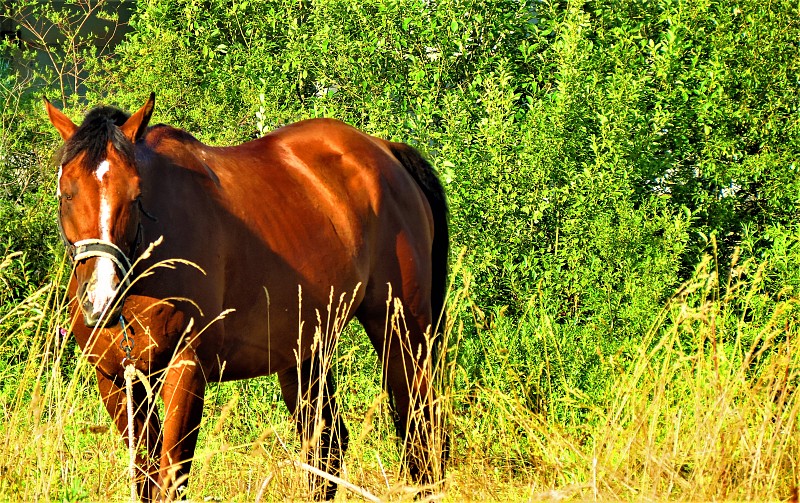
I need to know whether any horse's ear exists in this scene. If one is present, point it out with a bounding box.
[44,97,77,141]
[120,92,155,142]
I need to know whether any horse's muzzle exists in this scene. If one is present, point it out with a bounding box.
[82,300,124,328]
[78,272,125,328]
[71,240,134,329]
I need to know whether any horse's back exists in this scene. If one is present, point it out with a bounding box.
[204,118,433,262]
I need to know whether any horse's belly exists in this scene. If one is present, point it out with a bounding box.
[209,262,366,379]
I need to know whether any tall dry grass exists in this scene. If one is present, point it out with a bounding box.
[0,248,798,501]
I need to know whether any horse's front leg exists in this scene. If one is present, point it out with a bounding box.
[96,369,161,501]
[156,349,206,500]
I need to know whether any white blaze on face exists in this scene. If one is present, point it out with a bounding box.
[57,165,62,197]
[95,159,110,181]
[88,159,118,317]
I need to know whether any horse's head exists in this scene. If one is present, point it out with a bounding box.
[45,94,155,328]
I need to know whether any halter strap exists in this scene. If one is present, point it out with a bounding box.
[72,239,134,289]
[58,197,153,285]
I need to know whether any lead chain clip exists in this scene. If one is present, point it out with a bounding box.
[119,315,136,366]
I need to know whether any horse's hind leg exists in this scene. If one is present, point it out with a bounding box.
[357,302,444,488]
[278,358,349,501]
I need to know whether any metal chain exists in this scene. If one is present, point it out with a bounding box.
[119,315,135,365]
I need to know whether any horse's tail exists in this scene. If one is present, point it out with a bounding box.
[388,142,450,340]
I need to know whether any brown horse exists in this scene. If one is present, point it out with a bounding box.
[45,93,448,501]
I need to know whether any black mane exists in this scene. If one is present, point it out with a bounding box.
[57,105,135,169]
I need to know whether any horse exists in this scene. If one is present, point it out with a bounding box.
[44,93,449,501]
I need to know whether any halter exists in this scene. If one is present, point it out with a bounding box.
[72,238,134,290]
[58,197,155,291]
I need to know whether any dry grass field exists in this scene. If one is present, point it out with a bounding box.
[0,250,797,501]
